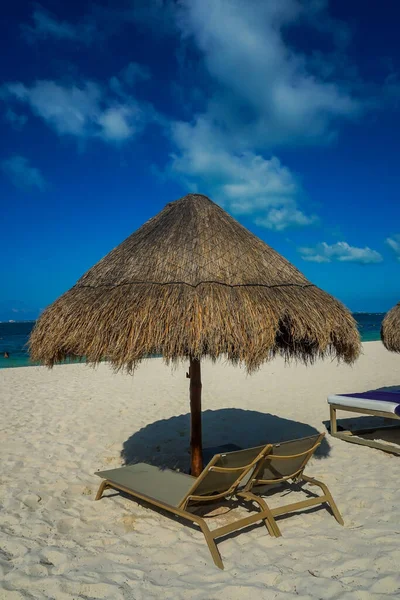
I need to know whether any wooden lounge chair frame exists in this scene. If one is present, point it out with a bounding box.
[329,404,400,455]
[243,433,343,535]
[95,445,280,570]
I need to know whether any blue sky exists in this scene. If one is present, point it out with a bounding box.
[1,0,400,321]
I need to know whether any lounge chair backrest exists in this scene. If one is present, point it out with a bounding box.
[180,444,272,509]
[246,434,324,488]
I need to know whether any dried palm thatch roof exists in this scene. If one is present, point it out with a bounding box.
[30,193,360,371]
[381,303,400,352]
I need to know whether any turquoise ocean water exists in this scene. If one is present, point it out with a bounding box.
[0,314,386,370]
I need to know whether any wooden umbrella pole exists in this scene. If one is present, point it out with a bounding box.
[188,356,203,476]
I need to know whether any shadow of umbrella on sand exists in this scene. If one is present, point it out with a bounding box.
[121,408,331,472]
[30,193,360,475]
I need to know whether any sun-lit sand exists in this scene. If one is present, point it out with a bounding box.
[1,341,400,599]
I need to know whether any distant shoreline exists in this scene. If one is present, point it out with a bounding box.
[0,339,385,372]
[0,314,385,369]
[0,312,388,324]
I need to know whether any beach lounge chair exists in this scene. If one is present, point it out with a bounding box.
[242,434,343,535]
[94,444,280,569]
[328,390,400,455]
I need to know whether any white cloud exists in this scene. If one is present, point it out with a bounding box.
[169,117,317,230]
[1,155,47,191]
[98,105,141,141]
[2,80,146,144]
[164,0,366,229]
[174,0,361,149]
[386,235,400,261]
[255,208,318,231]
[299,242,383,265]
[5,81,101,137]
[22,6,95,44]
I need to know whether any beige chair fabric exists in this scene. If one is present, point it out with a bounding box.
[242,433,344,536]
[95,444,278,569]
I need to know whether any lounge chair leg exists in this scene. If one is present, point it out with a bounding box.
[302,475,344,526]
[197,520,224,570]
[95,480,110,501]
[239,491,282,538]
[330,406,337,435]
[322,489,344,526]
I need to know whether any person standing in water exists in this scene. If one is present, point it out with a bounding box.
[4,351,9,358]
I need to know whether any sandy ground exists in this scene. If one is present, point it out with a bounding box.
[1,341,400,599]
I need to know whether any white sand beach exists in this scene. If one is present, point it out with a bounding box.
[1,341,400,599]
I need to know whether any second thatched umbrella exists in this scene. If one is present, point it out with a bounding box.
[381,302,400,352]
[30,193,360,475]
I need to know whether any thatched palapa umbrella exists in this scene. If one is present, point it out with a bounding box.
[30,194,360,475]
[381,303,400,352]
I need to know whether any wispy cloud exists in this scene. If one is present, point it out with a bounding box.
[169,117,317,230]
[90,0,178,40]
[255,209,318,231]
[3,108,27,130]
[164,0,366,230]
[174,0,361,149]
[299,242,383,265]
[1,155,47,191]
[2,79,148,144]
[386,235,400,261]
[9,0,395,238]
[97,105,142,142]
[22,5,96,44]
[121,62,151,86]
[109,62,151,96]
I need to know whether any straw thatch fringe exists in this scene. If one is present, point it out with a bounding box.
[381,303,400,353]
[30,194,360,371]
